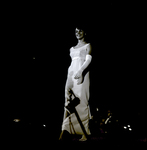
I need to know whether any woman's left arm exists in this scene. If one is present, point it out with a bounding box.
[74,44,92,79]
[86,43,92,55]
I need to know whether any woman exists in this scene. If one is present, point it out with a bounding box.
[59,26,92,141]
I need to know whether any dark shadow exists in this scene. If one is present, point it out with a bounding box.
[60,95,90,141]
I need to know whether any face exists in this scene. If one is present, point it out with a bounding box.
[75,28,85,40]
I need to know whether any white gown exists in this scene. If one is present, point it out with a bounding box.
[62,43,91,135]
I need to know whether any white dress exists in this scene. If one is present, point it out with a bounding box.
[62,43,91,135]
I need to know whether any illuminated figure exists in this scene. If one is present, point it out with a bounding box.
[60,25,92,141]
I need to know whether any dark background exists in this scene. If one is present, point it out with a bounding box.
[2,1,146,139]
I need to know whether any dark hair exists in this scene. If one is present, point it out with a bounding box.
[76,25,87,33]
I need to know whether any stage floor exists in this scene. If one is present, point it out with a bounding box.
[4,128,147,149]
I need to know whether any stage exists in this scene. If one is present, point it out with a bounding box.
[4,116,147,149]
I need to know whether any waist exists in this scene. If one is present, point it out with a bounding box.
[72,57,85,61]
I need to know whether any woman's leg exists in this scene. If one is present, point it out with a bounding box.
[79,135,87,141]
[59,76,74,141]
[59,130,71,141]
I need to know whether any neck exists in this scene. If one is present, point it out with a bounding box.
[78,38,86,44]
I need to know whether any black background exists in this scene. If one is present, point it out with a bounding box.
[2,1,146,136]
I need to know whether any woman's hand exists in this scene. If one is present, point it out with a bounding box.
[74,70,83,79]
[77,76,83,85]
[74,70,84,85]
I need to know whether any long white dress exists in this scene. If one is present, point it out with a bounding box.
[62,43,91,135]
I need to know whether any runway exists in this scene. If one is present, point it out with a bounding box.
[4,119,147,149]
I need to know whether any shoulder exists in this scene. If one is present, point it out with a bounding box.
[69,47,73,53]
[86,43,92,55]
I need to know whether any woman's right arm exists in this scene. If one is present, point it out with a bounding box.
[74,44,92,79]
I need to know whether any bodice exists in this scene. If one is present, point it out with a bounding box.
[68,44,89,74]
[70,43,89,61]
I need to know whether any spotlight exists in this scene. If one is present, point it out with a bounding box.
[129,128,132,131]
[124,126,127,129]
[127,125,130,127]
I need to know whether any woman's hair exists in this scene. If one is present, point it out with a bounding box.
[75,24,88,34]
